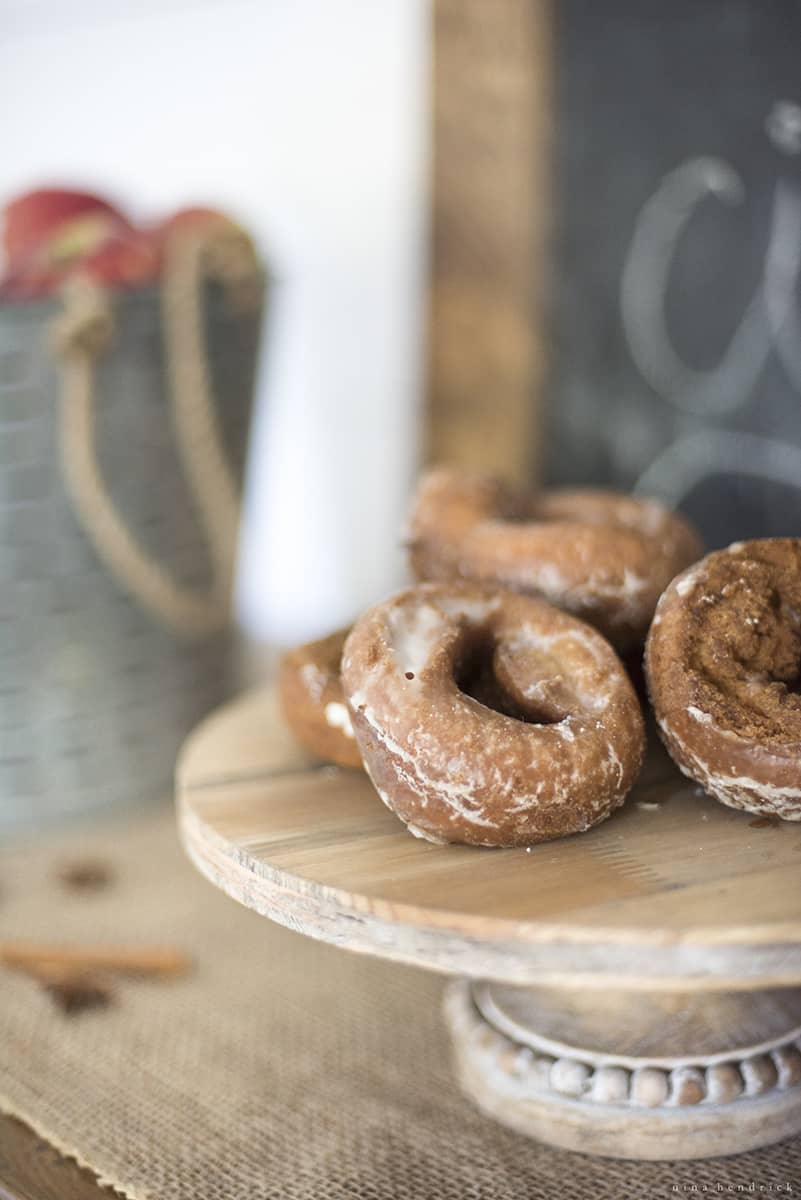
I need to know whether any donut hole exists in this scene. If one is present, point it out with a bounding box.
[692,564,801,736]
[772,594,801,695]
[773,639,801,697]
[736,590,801,694]
[783,672,801,697]
[454,631,565,726]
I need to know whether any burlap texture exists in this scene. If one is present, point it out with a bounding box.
[0,807,798,1199]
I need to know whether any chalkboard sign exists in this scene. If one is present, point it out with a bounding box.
[545,0,801,547]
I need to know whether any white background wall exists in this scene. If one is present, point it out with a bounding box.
[0,0,429,644]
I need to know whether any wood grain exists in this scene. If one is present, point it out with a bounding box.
[177,687,801,990]
[427,0,550,482]
[473,982,801,1065]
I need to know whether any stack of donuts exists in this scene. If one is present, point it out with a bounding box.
[279,467,801,847]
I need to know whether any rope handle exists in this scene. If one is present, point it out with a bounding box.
[51,223,264,637]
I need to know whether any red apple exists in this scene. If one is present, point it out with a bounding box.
[3,188,129,269]
[79,226,161,289]
[0,222,160,300]
[0,195,245,301]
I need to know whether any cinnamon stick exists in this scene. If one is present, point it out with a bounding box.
[0,941,192,979]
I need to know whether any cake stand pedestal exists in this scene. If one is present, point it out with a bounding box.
[176,688,801,1161]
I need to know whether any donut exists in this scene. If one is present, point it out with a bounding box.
[405,468,702,652]
[278,629,363,769]
[341,582,645,846]
[646,538,801,821]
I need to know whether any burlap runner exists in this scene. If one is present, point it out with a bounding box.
[0,807,798,1198]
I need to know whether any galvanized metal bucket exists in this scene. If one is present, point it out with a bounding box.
[0,233,263,832]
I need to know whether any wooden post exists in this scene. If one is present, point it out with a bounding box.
[427,0,551,484]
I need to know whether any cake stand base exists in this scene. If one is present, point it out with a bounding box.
[177,688,801,1164]
[445,981,801,1160]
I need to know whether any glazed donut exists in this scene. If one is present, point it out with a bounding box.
[406,468,702,652]
[341,582,645,847]
[279,629,363,769]
[646,538,801,821]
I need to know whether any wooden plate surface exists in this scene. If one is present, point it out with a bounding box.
[177,688,801,989]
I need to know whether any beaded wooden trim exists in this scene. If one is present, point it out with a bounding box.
[445,980,801,1109]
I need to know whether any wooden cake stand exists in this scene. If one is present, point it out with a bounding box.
[176,688,801,1161]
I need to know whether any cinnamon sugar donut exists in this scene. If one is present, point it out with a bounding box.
[341,582,645,847]
[646,539,801,821]
[406,468,702,652]
[279,629,363,769]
